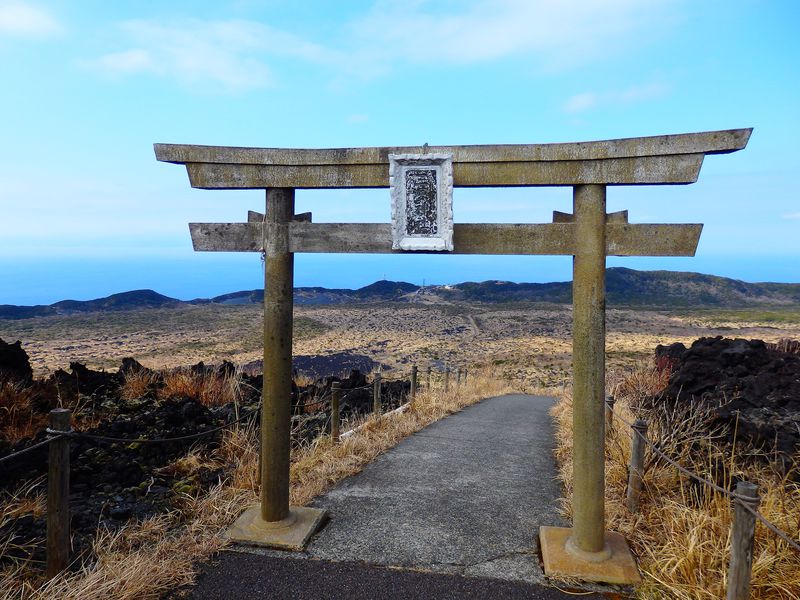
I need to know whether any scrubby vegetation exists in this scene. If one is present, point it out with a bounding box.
[552,352,800,599]
[0,358,519,600]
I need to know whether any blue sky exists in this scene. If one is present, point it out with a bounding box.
[0,0,798,304]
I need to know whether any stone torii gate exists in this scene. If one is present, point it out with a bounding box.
[155,128,750,584]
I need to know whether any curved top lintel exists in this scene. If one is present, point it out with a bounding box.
[154,128,751,167]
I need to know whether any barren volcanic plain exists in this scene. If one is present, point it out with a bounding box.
[4,298,799,388]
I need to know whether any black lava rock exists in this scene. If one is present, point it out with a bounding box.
[657,336,800,461]
[0,338,33,384]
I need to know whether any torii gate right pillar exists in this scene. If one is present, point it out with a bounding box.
[539,184,642,583]
[571,184,608,556]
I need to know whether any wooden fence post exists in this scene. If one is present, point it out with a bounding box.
[605,395,615,435]
[444,368,449,392]
[463,368,468,385]
[426,366,432,390]
[726,481,760,600]
[373,373,382,416]
[47,408,71,579]
[456,368,462,386]
[410,365,417,402]
[626,418,648,513]
[331,382,341,442]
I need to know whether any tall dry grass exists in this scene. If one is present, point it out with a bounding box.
[551,366,800,600]
[118,369,158,401]
[1,366,522,600]
[0,383,44,443]
[120,366,244,408]
[159,368,243,407]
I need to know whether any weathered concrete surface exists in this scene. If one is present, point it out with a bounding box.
[156,128,750,164]
[571,184,608,554]
[303,394,566,583]
[155,128,751,189]
[189,221,702,256]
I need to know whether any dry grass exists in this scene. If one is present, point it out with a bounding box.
[0,382,44,444]
[0,367,524,600]
[123,365,247,406]
[119,370,158,401]
[158,368,243,407]
[551,366,800,600]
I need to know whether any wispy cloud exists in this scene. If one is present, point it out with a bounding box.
[346,0,679,71]
[783,212,800,220]
[85,19,340,92]
[563,81,671,113]
[85,1,680,91]
[347,113,369,123]
[563,92,599,114]
[0,1,61,38]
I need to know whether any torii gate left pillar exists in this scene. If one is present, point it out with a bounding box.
[155,128,750,581]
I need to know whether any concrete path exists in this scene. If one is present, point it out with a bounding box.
[188,394,611,599]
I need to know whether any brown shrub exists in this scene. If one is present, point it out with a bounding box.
[158,368,241,407]
[0,382,44,443]
[119,370,158,401]
[552,364,800,599]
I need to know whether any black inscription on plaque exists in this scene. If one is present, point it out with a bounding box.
[405,169,438,235]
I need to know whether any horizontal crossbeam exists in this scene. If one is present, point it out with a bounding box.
[155,129,751,189]
[189,222,702,257]
[181,155,704,189]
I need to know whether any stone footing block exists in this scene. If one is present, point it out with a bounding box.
[539,526,641,585]
[228,505,327,552]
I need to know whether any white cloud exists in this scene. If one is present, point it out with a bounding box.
[563,92,598,113]
[92,48,154,74]
[0,1,61,38]
[563,81,670,113]
[86,19,342,92]
[85,1,680,91]
[347,113,369,123]
[783,212,800,220]
[346,0,679,71]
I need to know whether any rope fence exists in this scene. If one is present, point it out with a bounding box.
[0,361,460,579]
[605,396,800,599]
[47,407,260,445]
[0,434,65,465]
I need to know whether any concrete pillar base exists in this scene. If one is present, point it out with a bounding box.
[539,526,641,585]
[227,505,327,552]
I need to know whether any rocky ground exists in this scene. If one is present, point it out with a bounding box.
[0,339,410,574]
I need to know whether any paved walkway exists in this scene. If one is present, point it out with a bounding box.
[188,395,612,599]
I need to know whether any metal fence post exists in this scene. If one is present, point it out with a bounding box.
[626,419,648,513]
[463,368,468,385]
[456,368,462,386]
[444,368,449,392]
[331,382,341,442]
[726,481,760,600]
[47,408,71,579]
[426,366,432,390]
[605,395,615,435]
[373,372,382,416]
[410,365,417,402]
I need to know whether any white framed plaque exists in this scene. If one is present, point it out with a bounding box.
[389,153,454,251]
